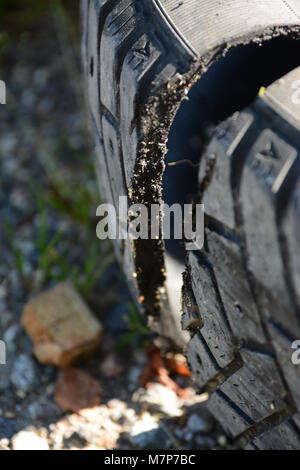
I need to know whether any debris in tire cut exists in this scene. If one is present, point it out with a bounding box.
[21,282,102,367]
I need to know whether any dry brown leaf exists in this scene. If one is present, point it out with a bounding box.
[54,367,101,413]
[139,346,191,398]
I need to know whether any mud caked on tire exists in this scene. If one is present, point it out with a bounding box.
[82,0,300,449]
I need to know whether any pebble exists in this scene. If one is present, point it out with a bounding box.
[217,435,227,447]
[12,431,49,450]
[0,282,7,299]
[10,354,38,393]
[0,351,13,391]
[0,418,18,439]
[0,133,17,155]
[3,324,22,350]
[195,435,216,449]
[127,365,143,386]
[130,414,173,449]
[54,367,101,413]
[27,403,44,421]
[34,68,49,90]
[10,188,30,211]
[186,413,212,434]
[107,399,127,422]
[130,413,157,437]
[63,432,88,450]
[133,383,182,417]
[21,282,102,367]
[21,90,36,109]
[0,299,6,314]
[131,426,173,450]
[0,438,10,450]
[100,354,124,378]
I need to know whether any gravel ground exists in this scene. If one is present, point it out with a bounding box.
[0,2,226,451]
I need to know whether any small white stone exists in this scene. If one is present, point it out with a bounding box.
[12,431,49,450]
[133,383,182,417]
[131,413,158,438]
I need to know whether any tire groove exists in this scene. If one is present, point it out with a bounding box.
[187,100,299,446]
[230,109,298,438]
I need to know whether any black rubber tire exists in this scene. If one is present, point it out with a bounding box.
[182,67,300,450]
[81,0,300,448]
